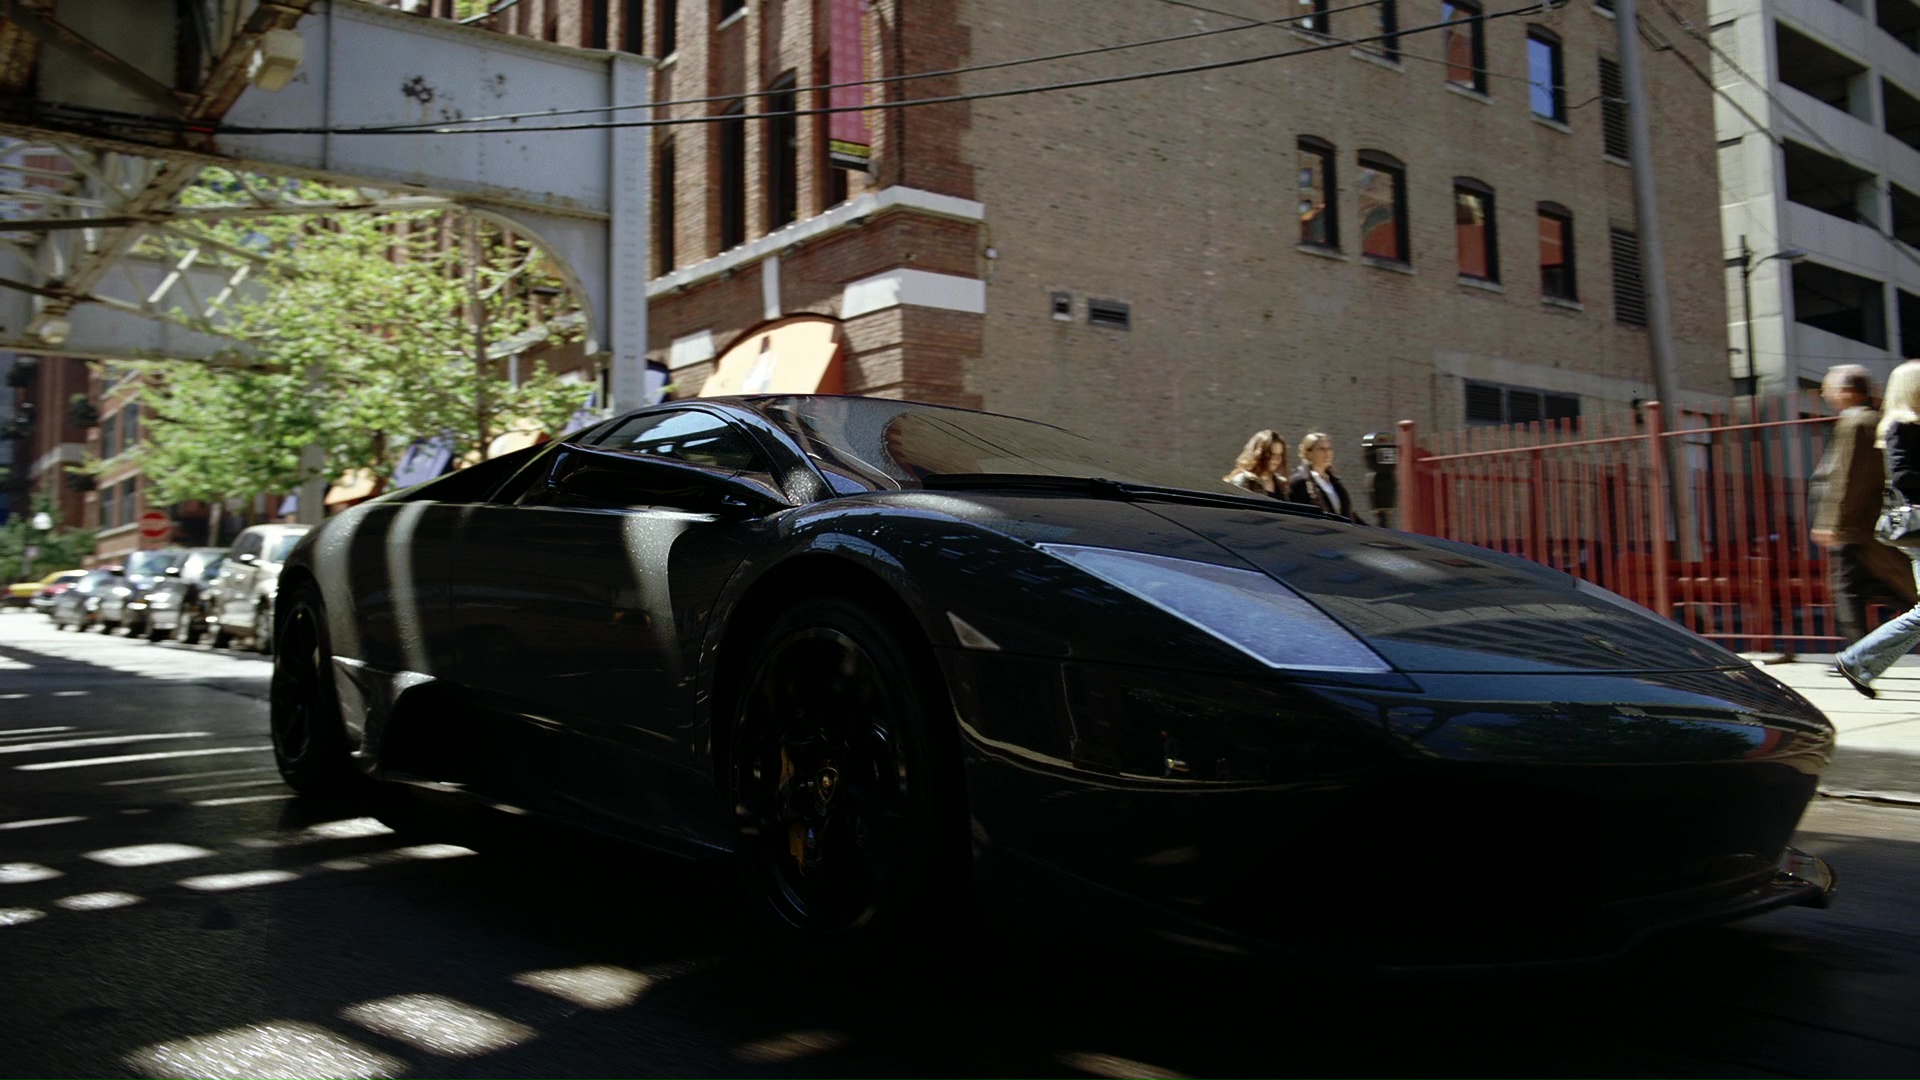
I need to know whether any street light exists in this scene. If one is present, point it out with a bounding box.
[20,511,53,581]
[1732,236,1809,397]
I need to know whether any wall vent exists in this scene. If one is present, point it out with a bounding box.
[1088,298,1131,330]
[1050,291,1073,321]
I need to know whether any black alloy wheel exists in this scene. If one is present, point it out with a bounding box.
[729,594,965,950]
[269,583,356,797]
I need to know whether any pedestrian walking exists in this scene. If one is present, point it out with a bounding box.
[1223,430,1289,498]
[1287,431,1353,519]
[1835,359,1920,699]
[1811,364,1918,648]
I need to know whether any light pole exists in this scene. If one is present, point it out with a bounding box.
[1733,235,1808,397]
[20,510,52,581]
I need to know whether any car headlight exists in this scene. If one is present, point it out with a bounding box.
[1036,544,1391,673]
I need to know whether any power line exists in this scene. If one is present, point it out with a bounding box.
[20,1,1555,140]
[278,0,1396,134]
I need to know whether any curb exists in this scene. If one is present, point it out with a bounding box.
[1817,787,1920,808]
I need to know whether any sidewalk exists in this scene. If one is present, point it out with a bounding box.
[1742,652,1920,803]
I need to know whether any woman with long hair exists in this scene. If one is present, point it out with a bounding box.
[1835,358,1920,698]
[1223,429,1289,498]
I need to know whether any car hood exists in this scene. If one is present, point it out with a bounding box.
[1126,500,1743,675]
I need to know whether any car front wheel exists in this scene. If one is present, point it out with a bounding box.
[270,583,358,798]
[727,593,967,953]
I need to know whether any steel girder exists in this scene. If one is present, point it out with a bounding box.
[0,0,650,408]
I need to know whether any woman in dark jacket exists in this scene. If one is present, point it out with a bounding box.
[1223,429,1289,498]
[1286,431,1354,519]
[1836,359,1920,698]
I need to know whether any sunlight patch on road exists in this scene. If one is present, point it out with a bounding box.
[341,994,535,1058]
[19,745,270,771]
[51,690,88,697]
[0,692,30,699]
[733,1030,848,1064]
[320,844,475,872]
[0,862,62,884]
[0,656,31,669]
[0,732,211,755]
[0,815,85,830]
[0,907,45,927]
[84,843,216,868]
[193,793,295,808]
[56,891,143,911]
[0,725,74,736]
[179,869,301,892]
[237,817,394,850]
[105,765,277,787]
[1059,1052,1191,1079]
[512,965,655,1010]
[123,1020,406,1080]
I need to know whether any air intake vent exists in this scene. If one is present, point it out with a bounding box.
[1088,298,1131,330]
[1610,227,1647,327]
[1599,56,1628,160]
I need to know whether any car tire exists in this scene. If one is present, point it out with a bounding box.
[211,622,233,650]
[269,582,359,799]
[146,623,166,643]
[726,592,967,955]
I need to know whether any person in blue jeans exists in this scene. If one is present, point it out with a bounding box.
[1836,358,1920,699]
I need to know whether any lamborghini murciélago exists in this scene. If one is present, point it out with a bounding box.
[270,395,1836,968]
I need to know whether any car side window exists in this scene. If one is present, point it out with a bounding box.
[586,410,767,473]
[231,533,262,561]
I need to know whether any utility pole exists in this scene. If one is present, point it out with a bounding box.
[1615,0,1695,560]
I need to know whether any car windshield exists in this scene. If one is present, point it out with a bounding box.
[123,551,185,577]
[750,396,1237,494]
[267,533,305,562]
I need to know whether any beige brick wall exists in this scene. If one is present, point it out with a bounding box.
[958,0,1731,478]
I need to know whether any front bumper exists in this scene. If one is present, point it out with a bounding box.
[941,650,1836,969]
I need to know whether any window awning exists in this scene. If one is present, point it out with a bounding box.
[699,316,845,397]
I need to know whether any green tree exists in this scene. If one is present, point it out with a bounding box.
[1,496,97,583]
[131,171,592,508]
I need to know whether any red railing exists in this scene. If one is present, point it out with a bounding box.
[1396,396,1846,651]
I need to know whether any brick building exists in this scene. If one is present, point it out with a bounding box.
[3,353,90,533]
[427,0,1734,485]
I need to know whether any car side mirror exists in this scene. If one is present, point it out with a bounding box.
[236,553,258,565]
[164,566,182,577]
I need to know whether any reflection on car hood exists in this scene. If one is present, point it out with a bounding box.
[1131,502,1741,675]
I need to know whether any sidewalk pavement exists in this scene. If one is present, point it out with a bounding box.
[1741,652,1920,803]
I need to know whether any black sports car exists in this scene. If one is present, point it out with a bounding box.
[273,395,1836,968]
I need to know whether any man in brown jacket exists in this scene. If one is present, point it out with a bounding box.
[1811,364,1918,646]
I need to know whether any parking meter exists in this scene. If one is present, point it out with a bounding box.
[1360,432,1397,527]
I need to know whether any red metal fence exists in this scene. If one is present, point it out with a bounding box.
[1394,395,1852,652]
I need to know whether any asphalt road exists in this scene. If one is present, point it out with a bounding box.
[2,611,1919,1078]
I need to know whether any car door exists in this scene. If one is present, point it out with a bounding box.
[442,408,785,837]
[214,531,262,628]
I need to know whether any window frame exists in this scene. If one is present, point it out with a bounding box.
[718,98,748,251]
[1453,177,1498,282]
[1356,149,1410,265]
[1537,202,1577,301]
[765,70,799,230]
[1527,27,1566,121]
[1297,136,1340,250]
[1442,0,1487,93]
[1375,0,1401,60]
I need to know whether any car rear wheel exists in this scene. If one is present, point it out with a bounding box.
[270,583,358,799]
[727,593,966,953]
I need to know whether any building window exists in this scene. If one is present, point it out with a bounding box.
[1793,260,1889,347]
[1527,28,1565,121]
[657,0,677,55]
[1454,179,1497,282]
[101,410,119,459]
[1610,227,1647,326]
[1297,137,1338,249]
[766,72,799,230]
[1375,0,1400,60]
[1297,0,1330,33]
[120,402,138,448]
[717,0,744,21]
[1538,203,1576,300]
[656,139,676,275]
[624,0,645,52]
[718,99,747,251]
[1599,56,1629,159]
[1466,381,1581,426]
[1442,0,1486,93]
[590,0,609,48]
[1356,150,1408,264]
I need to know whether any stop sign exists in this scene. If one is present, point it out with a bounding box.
[137,510,171,540]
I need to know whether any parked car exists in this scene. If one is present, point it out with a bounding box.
[49,567,120,632]
[27,570,88,615]
[210,524,311,653]
[8,569,82,610]
[94,548,189,636]
[140,548,228,643]
[271,395,1838,968]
